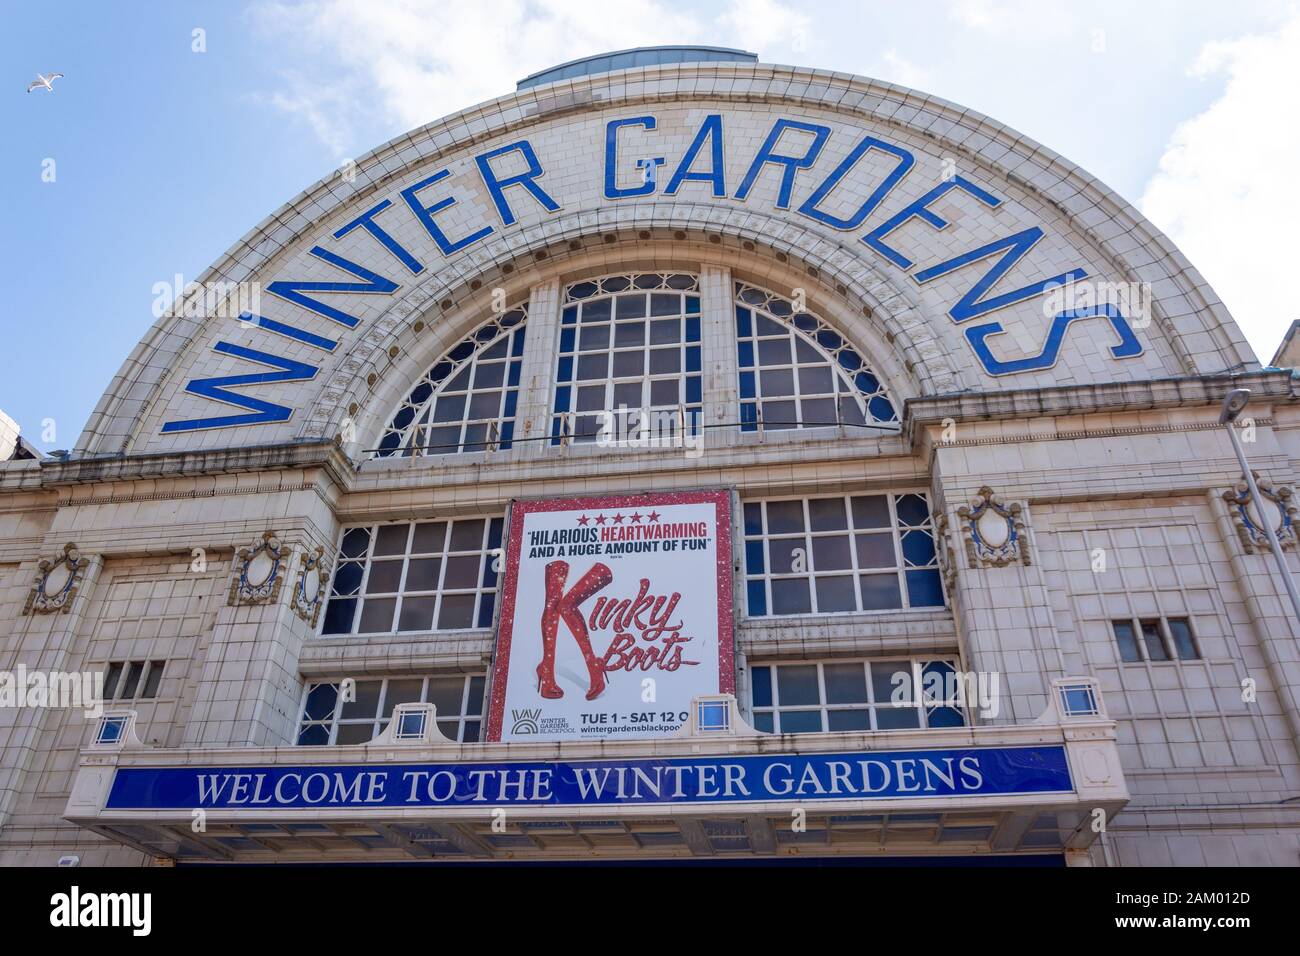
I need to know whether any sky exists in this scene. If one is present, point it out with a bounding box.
[2,0,1298,452]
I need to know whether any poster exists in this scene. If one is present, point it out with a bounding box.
[486,490,733,741]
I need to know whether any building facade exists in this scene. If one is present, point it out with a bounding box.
[2,47,1299,866]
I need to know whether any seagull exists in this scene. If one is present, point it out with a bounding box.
[26,73,63,93]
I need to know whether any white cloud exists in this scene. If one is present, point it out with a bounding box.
[876,49,930,90]
[249,0,814,162]
[1139,12,1300,363]
[717,0,810,54]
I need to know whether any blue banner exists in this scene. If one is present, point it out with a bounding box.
[104,746,1071,810]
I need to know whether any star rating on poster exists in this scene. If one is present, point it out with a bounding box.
[576,511,661,526]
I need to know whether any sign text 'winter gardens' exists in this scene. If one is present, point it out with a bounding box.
[162,112,1144,434]
[105,745,1073,810]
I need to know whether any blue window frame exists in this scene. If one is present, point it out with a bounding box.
[743,492,945,617]
[734,282,897,433]
[375,306,526,457]
[551,273,702,444]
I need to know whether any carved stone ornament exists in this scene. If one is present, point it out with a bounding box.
[934,513,959,590]
[23,542,87,615]
[956,486,1031,568]
[1223,472,1297,553]
[228,531,286,606]
[291,546,332,627]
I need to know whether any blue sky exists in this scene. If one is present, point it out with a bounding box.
[3,0,1297,451]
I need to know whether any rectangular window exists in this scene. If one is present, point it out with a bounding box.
[743,493,944,616]
[100,660,164,700]
[321,517,504,636]
[296,675,486,746]
[748,658,964,733]
[1111,617,1200,662]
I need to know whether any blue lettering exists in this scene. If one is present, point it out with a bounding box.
[734,118,831,209]
[265,246,399,328]
[862,175,1001,270]
[797,134,914,230]
[160,343,318,432]
[965,304,1143,376]
[665,114,726,197]
[333,198,425,274]
[400,169,494,256]
[914,226,1089,323]
[475,140,560,226]
[604,117,659,199]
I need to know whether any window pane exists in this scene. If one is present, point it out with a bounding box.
[851,495,890,528]
[872,662,911,705]
[765,500,805,534]
[859,573,902,610]
[905,569,945,608]
[358,597,396,633]
[404,557,442,592]
[397,595,437,632]
[103,662,123,700]
[428,677,467,716]
[437,593,476,629]
[1112,621,1141,662]
[823,663,868,704]
[1141,620,1169,661]
[776,665,820,706]
[120,662,144,699]
[336,723,375,745]
[777,710,823,734]
[1168,619,1198,660]
[382,679,425,716]
[341,680,382,719]
[855,533,895,568]
[141,661,165,699]
[815,575,857,612]
[365,560,403,594]
[770,578,811,615]
[373,525,408,556]
[875,705,921,730]
[303,683,338,722]
[751,666,773,707]
[827,709,873,731]
[812,535,852,571]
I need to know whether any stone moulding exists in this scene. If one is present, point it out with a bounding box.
[228,531,286,607]
[934,512,959,590]
[291,546,332,628]
[956,486,1031,568]
[23,542,87,615]
[1223,471,1297,554]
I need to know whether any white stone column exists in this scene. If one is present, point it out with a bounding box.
[698,265,738,436]
[182,519,337,748]
[514,278,562,454]
[0,551,103,828]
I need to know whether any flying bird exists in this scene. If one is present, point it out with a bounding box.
[26,73,64,93]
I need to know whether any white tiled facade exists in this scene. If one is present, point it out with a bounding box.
[1,56,1297,866]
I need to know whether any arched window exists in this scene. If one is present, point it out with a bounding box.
[734,283,897,432]
[374,306,527,457]
[550,273,702,444]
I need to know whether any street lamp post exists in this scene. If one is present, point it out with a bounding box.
[1219,388,1300,632]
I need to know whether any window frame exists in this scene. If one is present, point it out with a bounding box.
[319,516,504,638]
[296,674,486,746]
[742,491,945,618]
[1110,616,1201,663]
[748,657,966,734]
[549,272,703,445]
